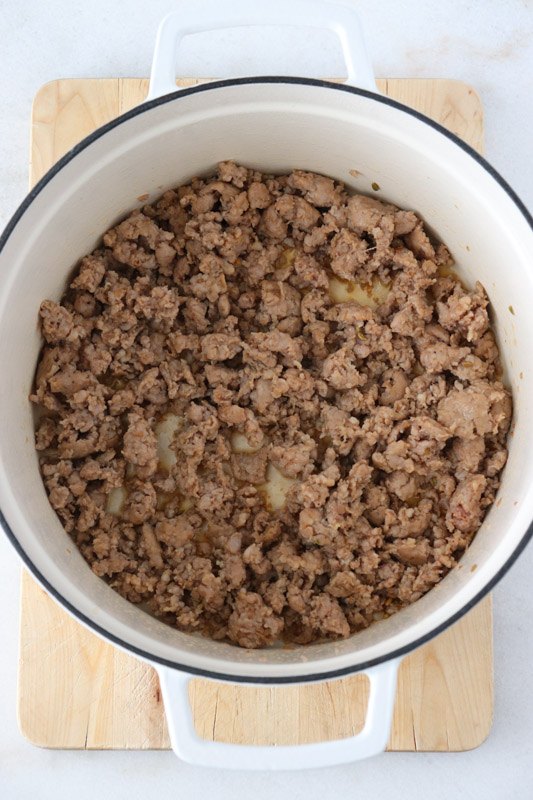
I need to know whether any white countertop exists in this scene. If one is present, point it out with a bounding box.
[1,0,532,796]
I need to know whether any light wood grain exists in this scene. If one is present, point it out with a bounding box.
[20,78,492,752]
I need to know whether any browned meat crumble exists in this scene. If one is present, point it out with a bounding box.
[32,162,512,648]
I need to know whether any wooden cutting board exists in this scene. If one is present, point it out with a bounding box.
[19,78,491,752]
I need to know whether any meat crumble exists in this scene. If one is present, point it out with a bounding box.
[32,162,512,648]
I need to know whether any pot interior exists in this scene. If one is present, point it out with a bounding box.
[0,80,532,679]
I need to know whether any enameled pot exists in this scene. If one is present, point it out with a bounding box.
[1,0,532,769]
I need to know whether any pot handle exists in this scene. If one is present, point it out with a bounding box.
[147,0,376,100]
[156,658,400,770]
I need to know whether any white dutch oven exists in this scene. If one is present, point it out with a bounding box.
[0,0,532,770]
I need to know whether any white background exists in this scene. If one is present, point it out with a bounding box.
[1,0,532,797]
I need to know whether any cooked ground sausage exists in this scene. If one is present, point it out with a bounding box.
[32,162,511,648]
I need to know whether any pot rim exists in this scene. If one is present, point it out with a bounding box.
[1,76,532,684]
